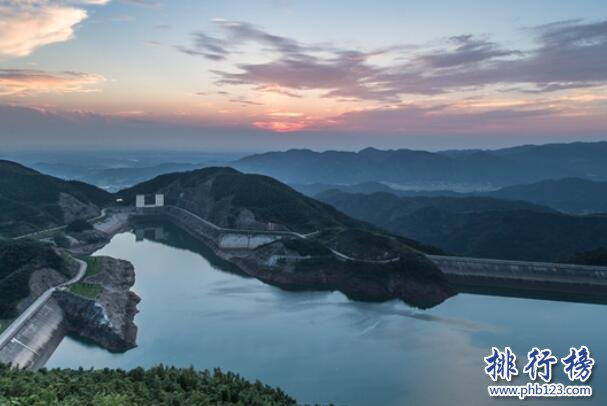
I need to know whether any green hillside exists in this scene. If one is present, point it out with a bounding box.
[118,167,445,254]
[0,239,71,318]
[118,167,364,234]
[0,364,295,405]
[0,160,113,237]
[318,190,607,263]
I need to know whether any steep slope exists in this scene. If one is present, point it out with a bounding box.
[318,190,607,262]
[0,160,113,237]
[118,167,364,234]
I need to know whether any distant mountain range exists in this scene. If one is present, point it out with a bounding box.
[291,181,398,197]
[484,178,607,214]
[30,162,220,193]
[10,141,607,213]
[0,161,113,237]
[317,190,607,262]
[233,142,607,188]
[294,177,607,214]
[78,163,205,192]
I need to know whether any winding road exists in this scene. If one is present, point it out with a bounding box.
[13,209,107,240]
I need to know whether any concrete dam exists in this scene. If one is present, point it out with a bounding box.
[429,255,607,302]
[0,298,65,370]
[134,205,294,249]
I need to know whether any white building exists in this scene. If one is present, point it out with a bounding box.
[135,193,165,208]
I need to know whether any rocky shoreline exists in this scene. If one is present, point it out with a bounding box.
[53,257,140,352]
[53,211,140,353]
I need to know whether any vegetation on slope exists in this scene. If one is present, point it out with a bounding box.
[0,239,70,318]
[564,247,607,266]
[0,364,295,405]
[318,190,607,262]
[66,219,94,233]
[83,256,103,278]
[69,282,103,299]
[118,167,364,233]
[316,190,553,228]
[119,167,445,255]
[315,228,418,261]
[0,160,113,237]
[282,238,332,256]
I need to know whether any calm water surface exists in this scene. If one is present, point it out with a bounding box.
[48,222,606,405]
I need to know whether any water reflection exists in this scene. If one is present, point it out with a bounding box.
[47,221,606,406]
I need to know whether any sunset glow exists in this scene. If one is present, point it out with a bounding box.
[0,0,606,150]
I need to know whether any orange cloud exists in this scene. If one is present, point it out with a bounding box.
[0,1,109,57]
[253,120,307,132]
[0,69,104,96]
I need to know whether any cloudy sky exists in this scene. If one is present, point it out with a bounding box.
[1,0,606,151]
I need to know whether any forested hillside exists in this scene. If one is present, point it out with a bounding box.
[0,160,113,237]
[118,166,364,234]
[318,190,607,262]
[0,364,295,405]
[0,239,71,318]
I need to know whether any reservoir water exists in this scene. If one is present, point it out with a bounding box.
[47,222,606,405]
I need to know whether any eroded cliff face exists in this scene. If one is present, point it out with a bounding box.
[53,257,140,353]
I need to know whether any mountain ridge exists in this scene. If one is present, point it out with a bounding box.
[317,189,607,262]
[232,141,607,187]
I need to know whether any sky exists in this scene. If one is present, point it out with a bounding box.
[0,0,606,151]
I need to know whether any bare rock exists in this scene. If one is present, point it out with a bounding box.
[58,192,99,224]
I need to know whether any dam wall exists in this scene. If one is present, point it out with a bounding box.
[429,255,607,294]
[0,298,65,370]
[134,206,223,243]
[219,233,281,249]
[132,205,288,249]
